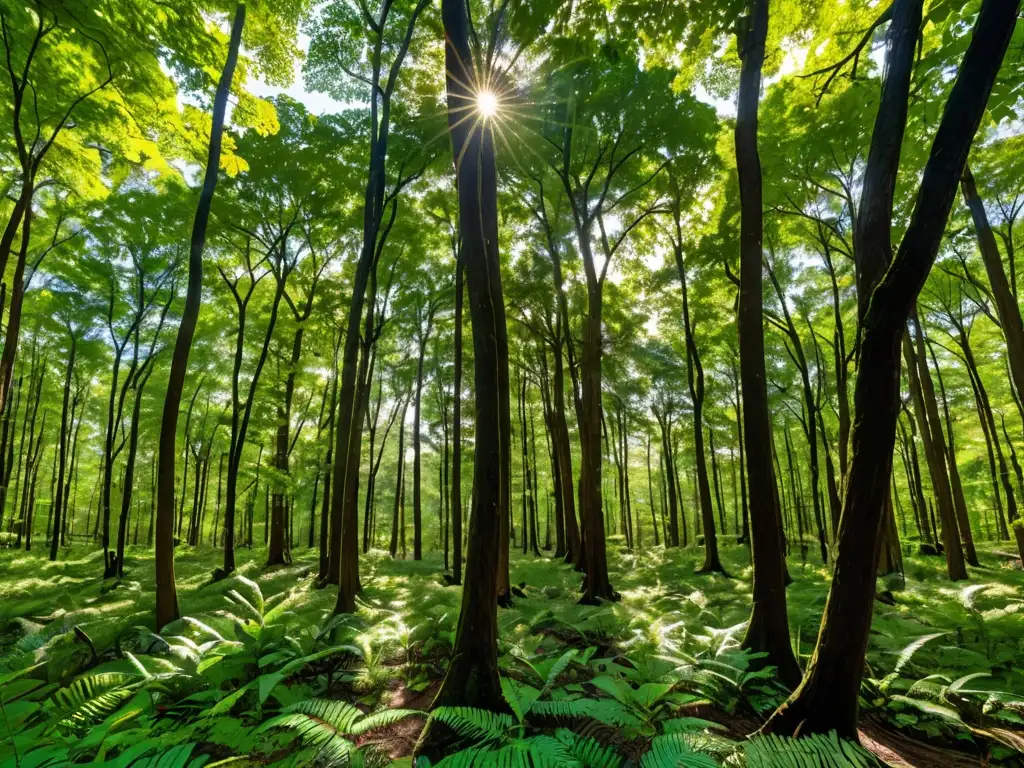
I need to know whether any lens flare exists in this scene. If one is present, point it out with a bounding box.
[477,90,499,118]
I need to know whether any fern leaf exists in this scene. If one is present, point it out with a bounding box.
[555,728,623,768]
[640,733,718,768]
[531,697,639,727]
[542,649,578,694]
[661,717,724,734]
[892,633,945,676]
[745,731,878,768]
[430,706,515,744]
[348,708,421,735]
[50,672,141,730]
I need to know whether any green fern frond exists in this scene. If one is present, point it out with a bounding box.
[555,728,624,768]
[348,707,420,735]
[892,633,945,676]
[744,731,879,768]
[640,733,719,768]
[259,698,365,734]
[660,717,724,734]
[531,697,639,727]
[430,706,515,743]
[889,695,964,723]
[542,649,578,694]
[130,743,201,768]
[258,700,362,763]
[50,672,141,730]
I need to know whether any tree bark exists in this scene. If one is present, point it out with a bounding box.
[766,0,1015,736]
[734,0,800,687]
[155,3,244,629]
[430,0,508,714]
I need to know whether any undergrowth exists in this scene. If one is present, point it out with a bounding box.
[1,540,1022,765]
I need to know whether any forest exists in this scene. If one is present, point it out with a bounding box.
[1,0,1023,765]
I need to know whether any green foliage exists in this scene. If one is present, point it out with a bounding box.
[743,732,879,768]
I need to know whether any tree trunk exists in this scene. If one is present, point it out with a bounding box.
[734,0,800,687]
[49,335,76,561]
[451,259,464,583]
[155,3,243,629]
[961,164,1024,408]
[430,0,509,714]
[766,0,1014,736]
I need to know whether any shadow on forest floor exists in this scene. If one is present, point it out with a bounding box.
[1,537,1023,765]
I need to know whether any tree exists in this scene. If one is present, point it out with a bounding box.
[766,0,1018,738]
[155,4,244,629]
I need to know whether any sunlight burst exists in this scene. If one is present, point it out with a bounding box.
[476,90,499,118]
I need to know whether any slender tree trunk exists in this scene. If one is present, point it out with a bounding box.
[961,164,1024,407]
[49,335,76,561]
[734,0,800,686]
[155,3,243,629]
[646,436,659,546]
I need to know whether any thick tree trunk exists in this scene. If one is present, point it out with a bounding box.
[155,3,243,629]
[765,0,1015,736]
[430,0,508,714]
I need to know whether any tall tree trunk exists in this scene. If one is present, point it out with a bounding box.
[961,164,1024,407]
[155,3,243,630]
[451,259,464,583]
[430,0,508,714]
[390,396,409,559]
[734,0,800,687]
[49,335,76,561]
[766,0,1015,736]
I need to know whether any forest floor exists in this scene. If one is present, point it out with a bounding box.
[1,537,1023,766]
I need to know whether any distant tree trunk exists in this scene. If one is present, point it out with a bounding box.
[709,427,726,537]
[156,3,243,630]
[410,305,435,563]
[654,408,679,546]
[213,452,225,547]
[451,259,464,583]
[925,332,979,561]
[22,415,45,551]
[766,0,1013,736]
[957,329,1015,537]
[731,363,750,545]
[961,164,1024,408]
[430,0,508,714]
[319,361,339,580]
[116,368,156,577]
[905,321,970,575]
[646,435,659,546]
[390,395,409,559]
[49,333,76,562]
[734,0,800,687]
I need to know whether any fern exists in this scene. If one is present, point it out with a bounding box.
[49,672,142,730]
[555,728,623,768]
[259,698,419,763]
[429,706,515,743]
[530,697,639,727]
[744,731,879,768]
[640,733,719,768]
